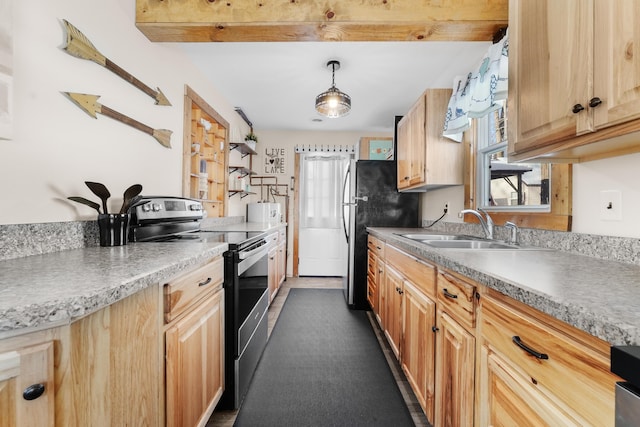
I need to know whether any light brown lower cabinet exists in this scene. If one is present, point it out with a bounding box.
[434,311,475,427]
[268,246,278,303]
[402,280,436,421]
[478,347,585,426]
[368,237,620,427]
[165,287,224,427]
[0,254,226,427]
[0,341,54,427]
[164,255,225,427]
[477,291,619,427]
[383,264,404,360]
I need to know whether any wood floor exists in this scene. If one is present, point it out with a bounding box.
[206,277,430,427]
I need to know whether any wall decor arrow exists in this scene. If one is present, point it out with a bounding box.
[61,19,171,106]
[63,92,172,148]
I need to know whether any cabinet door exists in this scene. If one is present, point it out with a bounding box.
[434,312,475,427]
[384,264,404,360]
[268,247,278,303]
[0,342,54,427]
[408,97,426,186]
[402,281,436,422]
[166,289,224,427]
[375,259,385,326]
[593,0,640,129]
[277,240,286,286]
[366,251,378,313]
[508,0,594,155]
[396,115,412,190]
[477,346,585,427]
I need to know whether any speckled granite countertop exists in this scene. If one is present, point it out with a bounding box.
[369,227,640,346]
[0,241,227,338]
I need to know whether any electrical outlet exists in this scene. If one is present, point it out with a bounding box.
[600,190,622,221]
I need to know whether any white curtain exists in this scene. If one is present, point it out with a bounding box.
[299,153,349,229]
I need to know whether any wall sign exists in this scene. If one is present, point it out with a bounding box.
[264,147,286,174]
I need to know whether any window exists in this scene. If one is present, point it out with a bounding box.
[466,102,572,231]
[476,103,550,212]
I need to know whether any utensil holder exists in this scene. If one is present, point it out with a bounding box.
[98,213,130,247]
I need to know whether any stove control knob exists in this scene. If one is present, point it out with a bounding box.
[152,203,162,212]
[189,204,202,211]
[141,203,151,212]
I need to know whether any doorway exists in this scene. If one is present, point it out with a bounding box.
[296,151,350,276]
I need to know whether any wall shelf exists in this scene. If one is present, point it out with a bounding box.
[228,166,256,178]
[229,141,257,158]
[228,190,256,199]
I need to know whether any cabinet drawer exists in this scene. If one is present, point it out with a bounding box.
[480,295,617,426]
[436,270,476,329]
[367,235,385,258]
[367,251,377,278]
[164,256,224,323]
[386,245,436,298]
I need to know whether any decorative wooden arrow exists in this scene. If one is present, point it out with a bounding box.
[62,19,171,106]
[63,92,172,148]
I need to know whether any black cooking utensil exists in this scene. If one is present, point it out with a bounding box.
[119,184,143,214]
[67,196,101,214]
[85,181,111,214]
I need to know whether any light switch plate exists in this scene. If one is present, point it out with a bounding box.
[600,190,622,221]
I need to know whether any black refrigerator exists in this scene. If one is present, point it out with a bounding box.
[341,160,420,309]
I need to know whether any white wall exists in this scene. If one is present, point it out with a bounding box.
[572,152,640,238]
[0,0,248,224]
[422,151,640,238]
[250,129,392,222]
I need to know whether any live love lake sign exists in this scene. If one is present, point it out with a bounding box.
[264,147,285,174]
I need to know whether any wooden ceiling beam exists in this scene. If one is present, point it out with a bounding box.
[135,0,508,42]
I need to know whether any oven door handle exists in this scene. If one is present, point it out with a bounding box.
[238,241,269,260]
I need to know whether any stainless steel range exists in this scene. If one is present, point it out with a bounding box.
[129,196,275,409]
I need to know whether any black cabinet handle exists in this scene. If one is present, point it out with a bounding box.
[572,104,585,114]
[198,277,213,287]
[23,383,45,401]
[432,326,439,333]
[398,290,404,295]
[442,288,458,299]
[404,176,410,181]
[589,97,603,108]
[512,336,549,360]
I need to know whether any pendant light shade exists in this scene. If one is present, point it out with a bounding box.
[315,60,351,118]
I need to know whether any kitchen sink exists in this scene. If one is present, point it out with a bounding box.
[424,240,520,249]
[423,240,551,250]
[396,232,549,251]
[398,233,476,241]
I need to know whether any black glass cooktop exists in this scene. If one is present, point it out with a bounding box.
[147,230,265,249]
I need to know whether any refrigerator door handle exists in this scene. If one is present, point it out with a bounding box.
[341,164,351,243]
[354,196,368,202]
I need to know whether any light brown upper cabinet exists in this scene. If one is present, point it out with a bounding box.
[397,89,464,191]
[508,0,640,162]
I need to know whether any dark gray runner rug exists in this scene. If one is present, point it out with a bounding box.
[234,288,414,427]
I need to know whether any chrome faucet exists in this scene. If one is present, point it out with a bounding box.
[504,221,520,245]
[459,208,494,240]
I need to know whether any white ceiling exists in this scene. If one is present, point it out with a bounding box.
[175,41,491,133]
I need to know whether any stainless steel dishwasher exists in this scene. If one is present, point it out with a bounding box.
[611,346,640,426]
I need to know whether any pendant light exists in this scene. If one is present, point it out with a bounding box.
[315,60,351,118]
